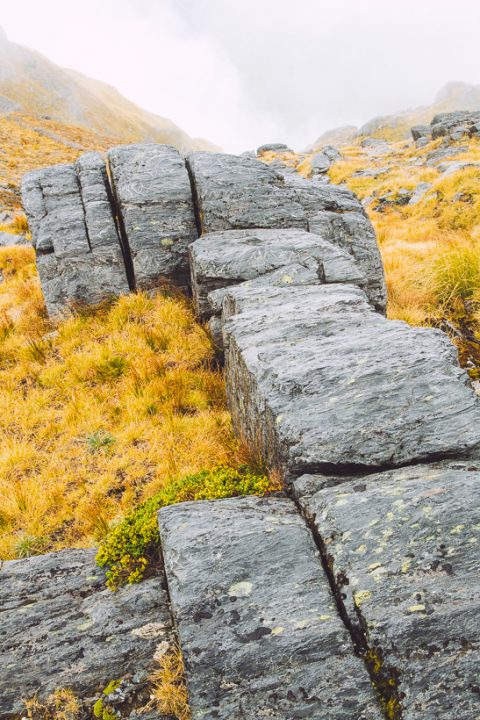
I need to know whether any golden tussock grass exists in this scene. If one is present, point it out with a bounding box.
[149,644,191,720]
[0,248,236,559]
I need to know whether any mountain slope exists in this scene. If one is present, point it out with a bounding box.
[0,27,213,152]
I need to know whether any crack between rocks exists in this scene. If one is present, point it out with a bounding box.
[290,489,404,720]
[105,158,136,292]
[185,157,203,238]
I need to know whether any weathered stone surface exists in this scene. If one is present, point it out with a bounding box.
[223,283,480,478]
[108,144,197,291]
[0,548,172,718]
[187,151,386,311]
[310,150,331,173]
[294,462,480,719]
[0,230,27,246]
[22,153,129,317]
[158,495,382,720]
[411,124,431,141]
[309,210,386,311]
[189,228,363,320]
[431,110,480,140]
[256,142,291,154]
[408,182,432,206]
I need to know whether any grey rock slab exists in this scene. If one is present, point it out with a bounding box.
[410,124,431,141]
[431,111,480,139]
[21,154,130,317]
[408,182,432,206]
[187,152,386,311]
[293,461,480,719]
[222,284,480,478]
[310,151,331,173]
[0,230,28,246]
[0,548,172,718]
[256,142,292,154]
[189,228,364,320]
[158,495,382,720]
[108,144,197,291]
[308,210,386,312]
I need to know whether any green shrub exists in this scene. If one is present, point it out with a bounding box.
[96,466,275,589]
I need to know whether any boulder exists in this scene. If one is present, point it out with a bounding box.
[256,142,291,155]
[22,153,130,317]
[411,124,432,142]
[294,461,480,720]
[430,111,480,140]
[158,495,382,720]
[310,151,331,174]
[0,230,28,246]
[189,228,364,321]
[187,152,386,312]
[222,283,480,479]
[0,548,173,718]
[408,182,432,206]
[108,144,198,291]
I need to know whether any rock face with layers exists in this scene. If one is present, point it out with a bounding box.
[108,144,197,291]
[21,153,130,317]
[430,110,480,140]
[222,283,480,478]
[293,462,480,720]
[158,495,382,720]
[0,548,172,719]
[187,151,386,311]
[189,227,364,321]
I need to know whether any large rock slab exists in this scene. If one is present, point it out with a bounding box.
[0,548,172,719]
[293,462,480,719]
[108,144,197,291]
[21,154,130,317]
[158,495,382,720]
[187,151,386,311]
[189,228,364,320]
[431,111,480,140]
[222,284,480,478]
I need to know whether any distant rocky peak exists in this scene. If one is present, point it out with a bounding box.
[435,81,480,110]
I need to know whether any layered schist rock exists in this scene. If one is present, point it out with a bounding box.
[293,462,480,720]
[187,151,386,311]
[221,283,480,477]
[108,144,197,291]
[158,495,382,720]
[0,548,173,719]
[21,153,129,317]
[189,227,363,324]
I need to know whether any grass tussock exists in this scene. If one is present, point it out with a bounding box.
[149,644,191,720]
[23,689,81,720]
[0,248,244,560]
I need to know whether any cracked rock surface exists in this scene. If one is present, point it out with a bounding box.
[158,494,382,720]
[108,144,197,291]
[222,283,480,477]
[189,227,363,321]
[0,548,172,719]
[21,153,129,317]
[187,151,386,311]
[293,462,480,719]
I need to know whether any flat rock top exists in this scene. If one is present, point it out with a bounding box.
[294,462,480,719]
[158,494,382,720]
[224,284,480,472]
[0,548,172,718]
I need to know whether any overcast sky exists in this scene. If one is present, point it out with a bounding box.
[1,0,480,152]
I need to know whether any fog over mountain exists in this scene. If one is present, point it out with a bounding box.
[1,0,480,151]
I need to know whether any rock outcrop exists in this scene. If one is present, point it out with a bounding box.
[0,549,173,719]
[11,142,480,719]
[158,495,382,719]
[22,153,130,316]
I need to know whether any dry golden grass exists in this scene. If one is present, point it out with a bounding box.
[23,689,80,720]
[0,113,119,209]
[149,644,191,720]
[0,248,236,559]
